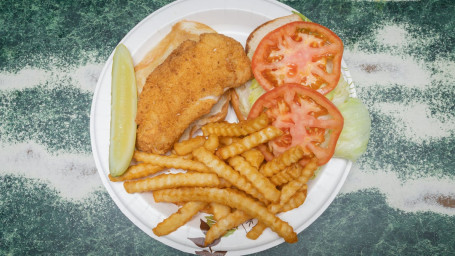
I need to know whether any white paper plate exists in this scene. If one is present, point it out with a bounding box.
[90,0,353,255]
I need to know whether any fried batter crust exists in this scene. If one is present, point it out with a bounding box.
[136,33,252,154]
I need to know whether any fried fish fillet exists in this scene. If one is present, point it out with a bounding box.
[136,33,252,154]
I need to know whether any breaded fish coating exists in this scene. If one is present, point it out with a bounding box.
[136,33,252,154]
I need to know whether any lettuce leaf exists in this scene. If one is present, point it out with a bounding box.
[235,79,266,118]
[325,75,351,107]
[292,11,312,22]
[334,98,371,161]
[248,79,266,108]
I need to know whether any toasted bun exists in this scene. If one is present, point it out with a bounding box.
[245,14,302,60]
[134,20,216,94]
[230,86,246,121]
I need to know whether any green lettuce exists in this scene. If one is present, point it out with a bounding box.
[325,76,351,107]
[248,79,266,108]
[334,98,371,161]
[235,79,266,118]
[292,11,312,22]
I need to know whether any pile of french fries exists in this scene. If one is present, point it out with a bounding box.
[109,113,318,245]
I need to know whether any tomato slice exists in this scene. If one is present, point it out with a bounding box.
[248,83,344,165]
[252,21,343,95]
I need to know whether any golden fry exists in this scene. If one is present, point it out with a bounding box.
[201,113,269,136]
[269,163,303,186]
[108,163,163,182]
[281,189,307,213]
[205,209,250,246]
[210,203,231,221]
[133,151,210,173]
[257,144,274,162]
[173,136,205,155]
[204,134,219,152]
[200,204,213,215]
[247,187,308,240]
[260,146,307,177]
[124,172,220,193]
[218,136,239,146]
[241,149,264,169]
[228,155,280,203]
[217,126,283,160]
[153,187,297,243]
[218,178,232,188]
[246,222,266,240]
[276,158,317,207]
[192,147,266,203]
[269,184,308,213]
[153,201,207,236]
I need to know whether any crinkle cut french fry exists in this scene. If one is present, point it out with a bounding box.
[124,172,220,193]
[201,113,269,137]
[247,187,308,240]
[205,209,251,246]
[276,158,317,206]
[258,143,274,162]
[218,136,239,146]
[269,163,303,186]
[153,201,208,236]
[205,113,268,137]
[210,203,231,221]
[193,147,267,203]
[246,221,266,240]
[169,152,193,160]
[281,188,307,213]
[217,126,283,160]
[133,151,210,173]
[228,155,280,203]
[201,203,213,215]
[241,149,264,169]
[173,136,206,155]
[218,178,232,188]
[269,184,308,213]
[204,134,219,152]
[260,145,306,177]
[153,187,297,243]
[108,163,163,182]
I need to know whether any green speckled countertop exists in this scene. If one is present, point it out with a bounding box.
[1,0,454,255]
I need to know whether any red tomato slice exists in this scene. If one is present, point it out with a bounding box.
[252,21,343,95]
[248,83,344,166]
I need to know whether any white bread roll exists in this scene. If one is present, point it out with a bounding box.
[245,14,302,60]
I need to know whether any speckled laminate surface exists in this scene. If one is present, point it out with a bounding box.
[1,0,454,255]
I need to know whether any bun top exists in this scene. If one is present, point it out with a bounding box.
[245,14,302,60]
